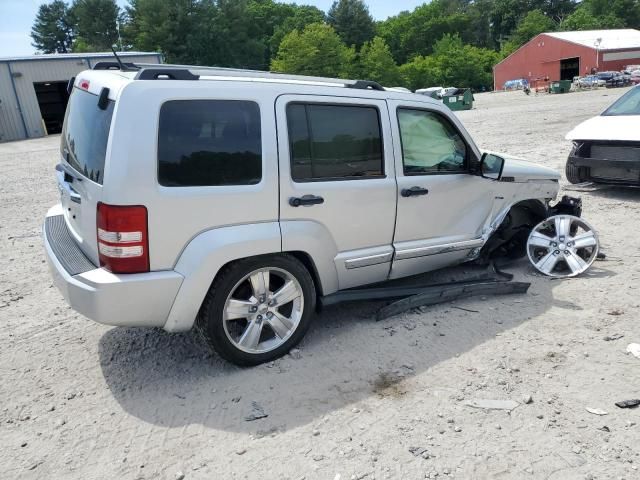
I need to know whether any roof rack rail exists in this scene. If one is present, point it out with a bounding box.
[135,67,199,80]
[93,61,139,71]
[347,80,385,91]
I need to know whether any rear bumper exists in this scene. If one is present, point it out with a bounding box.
[44,206,184,328]
[567,155,640,185]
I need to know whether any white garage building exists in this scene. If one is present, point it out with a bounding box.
[0,52,161,142]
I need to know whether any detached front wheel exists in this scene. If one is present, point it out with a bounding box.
[196,255,316,366]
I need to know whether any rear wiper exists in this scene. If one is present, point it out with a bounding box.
[56,163,83,182]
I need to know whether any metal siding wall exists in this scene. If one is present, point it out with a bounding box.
[12,58,91,138]
[0,63,25,142]
[2,54,160,141]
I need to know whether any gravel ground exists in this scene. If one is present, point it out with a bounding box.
[1,87,639,480]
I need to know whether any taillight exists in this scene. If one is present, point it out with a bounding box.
[97,203,149,273]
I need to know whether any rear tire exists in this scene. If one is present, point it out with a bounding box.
[565,161,587,184]
[196,254,316,366]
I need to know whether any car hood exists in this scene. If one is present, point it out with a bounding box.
[566,114,640,141]
[487,152,561,182]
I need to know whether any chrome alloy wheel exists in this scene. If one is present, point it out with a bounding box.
[527,215,599,278]
[222,267,304,354]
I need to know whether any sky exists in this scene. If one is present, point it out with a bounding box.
[0,0,426,58]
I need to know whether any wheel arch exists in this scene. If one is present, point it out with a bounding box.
[163,221,335,332]
[163,222,282,332]
[479,198,549,262]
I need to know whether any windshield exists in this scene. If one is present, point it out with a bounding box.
[60,88,114,184]
[603,87,640,116]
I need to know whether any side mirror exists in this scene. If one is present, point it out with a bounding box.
[480,152,505,180]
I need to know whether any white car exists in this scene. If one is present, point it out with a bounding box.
[566,84,640,185]
[44,62,566,365]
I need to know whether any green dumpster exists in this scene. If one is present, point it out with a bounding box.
[550,80,572,93]
[441,88,474,111]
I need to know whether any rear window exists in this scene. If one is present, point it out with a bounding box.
[61,88,114,184]
[158,100,262,187]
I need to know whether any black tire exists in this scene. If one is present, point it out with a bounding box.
[565,161,587,184]
[196,254,316,366]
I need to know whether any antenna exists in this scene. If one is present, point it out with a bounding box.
[110,45,126,70]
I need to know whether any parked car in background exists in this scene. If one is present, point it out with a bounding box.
[630,70,640,85]
[574,75,606,88]
[566,84,640,185]
[596,71,627,88]
[44,63,562,365]
[415,86,444,98]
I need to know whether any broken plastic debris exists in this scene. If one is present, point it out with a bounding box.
[465,399,519,411]
[586,407,608,416]
[615,399,640,409]
[244,402,268,422]
[626,343,640,358]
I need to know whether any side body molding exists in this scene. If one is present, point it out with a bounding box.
[163,222,281,332]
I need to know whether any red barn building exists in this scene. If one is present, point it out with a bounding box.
[494,29,640,90]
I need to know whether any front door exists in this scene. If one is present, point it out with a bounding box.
[388,101,497,279]
[276,95,397,292]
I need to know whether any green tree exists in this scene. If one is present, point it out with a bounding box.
[30,0,75,53]
[509,10,556,46]
[562,0,636,30]
[377,1,471,64]
[327,0,375,48]
[269,5,325,57]
[561,7,623,31]
[499,9,556,56]
[271,23,355,78]
[358,37,400,85]
[71,0,120,51]
[210,0,265,68]
[399,55,441,91]
[124,0,214,64]
[400,34,499,91]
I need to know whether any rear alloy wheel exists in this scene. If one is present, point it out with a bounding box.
[196,255,315,366]
[527,215,599,278]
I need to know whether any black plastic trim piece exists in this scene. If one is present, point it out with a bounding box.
[135,68,200,80]
[347,80,385,91]
[93,61,140,71]
[45,215,96,275]
[97,87,110,110]
[375,281,530,321]
[67,76,75,95]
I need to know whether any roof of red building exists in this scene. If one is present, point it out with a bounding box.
[544,29,640,51]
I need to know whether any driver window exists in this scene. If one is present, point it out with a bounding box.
[398,109,467,175]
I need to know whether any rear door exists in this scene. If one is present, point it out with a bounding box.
[58,84,115,264]
[276,95,397,291]
[387,100,498,279]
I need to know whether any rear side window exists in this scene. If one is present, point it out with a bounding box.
[158,100,261,187]
[61,88,114,184]
[287,103,384,182]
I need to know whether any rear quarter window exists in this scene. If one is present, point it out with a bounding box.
[158,100,262,187]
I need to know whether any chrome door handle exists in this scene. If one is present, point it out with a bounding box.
[401,186,429,197]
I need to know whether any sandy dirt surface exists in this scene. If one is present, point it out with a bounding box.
[1,88,639,480]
